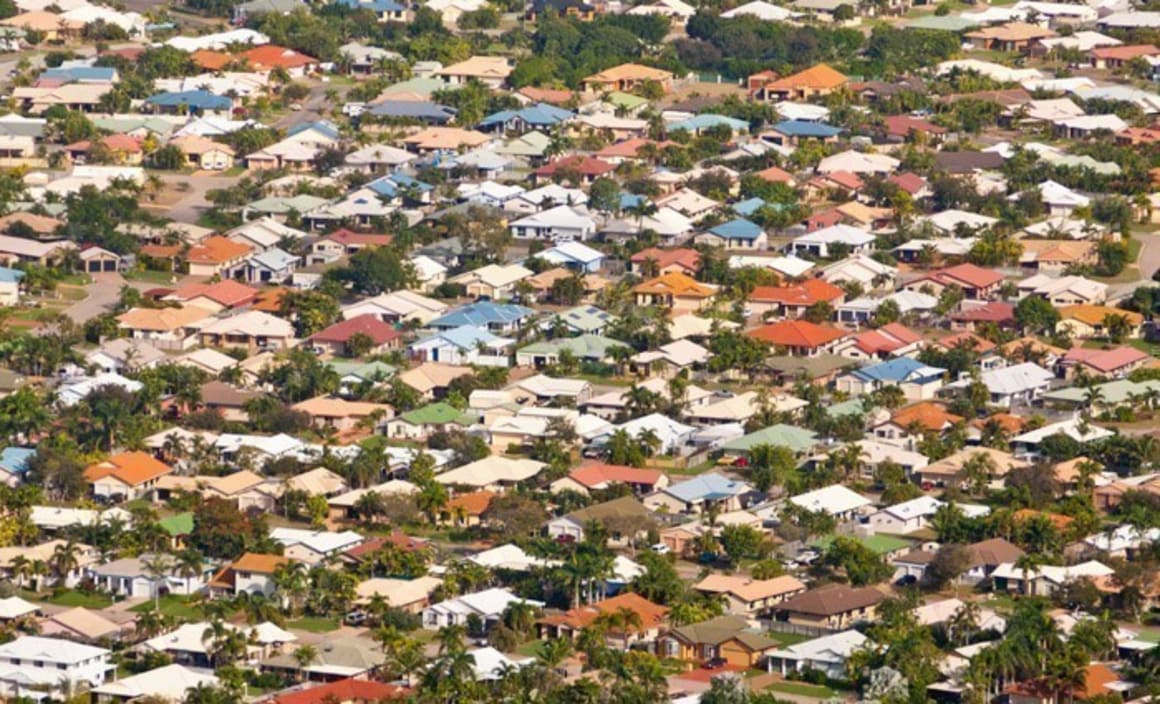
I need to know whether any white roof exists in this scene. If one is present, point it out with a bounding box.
[512,204,595,230]
[91,664,217,700]
[795,224,876,246]
[936,59,1044,83]
[1014,417,1113,444]
[722,0,796,19]
[450,263,533,289]
[633,338,710,368]
[1084,525,1160,552]
[343,290,447,319]
[469,544,559,571]
[0,597,38,619]
[979,362,1055,395]
[0,636,109,664]
[878,495,944,521]
[612,413,696,453]
[1056,114,1128,132]
[1100,10,1160,27]
[641,207,695,236]
[817,150,899,175]
[775,101,829,121]
[1035,31,1120,52]
[770,630,867,663]
[269,528,364,554]
[511,374,590,398]
[516,184,587,207]
[730,254,815,277]
[426,587,543,620]
[1021,274,1106,301]
[925,209,998,234]
[991,560,1113,585]
[469,646,531,681]
[853,439,928,469]
[436,456,546,487]
[789,484,872,516]
[166,28,268,51]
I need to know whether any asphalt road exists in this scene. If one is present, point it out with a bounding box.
[162,173,241,224]
[60,274,161,325]
[1109,231,1160,303]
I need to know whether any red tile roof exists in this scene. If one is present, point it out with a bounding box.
[918,263,1004,291]
[568,463,665,489]
[950,301,1015,323]
[168,280,259,308]
[309,314,401,345]
[270,679,408,704]
[750,279,845,307]
[888,172,927,194]
[534,155,616,178]
[323,229,393,247]
[1063,345,1150,373]
[852,323,922,355]
[240,44,318,70]
[630,247,701,272]
[885,114,947,137]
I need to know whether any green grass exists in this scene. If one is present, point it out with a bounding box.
[979,593,1018,612]
[45,590,113,608]
[1129,339,1160,357]
[59,274,91,286]
[130,595,203,621]
[766,681,837,698]
[1127,236,1143,264]
[287,616,340,633]
[516,639,547,657]
[766,630,815,647]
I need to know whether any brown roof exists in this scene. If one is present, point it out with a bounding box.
[966,538,1024,568]
[778,584,884,616]
[200,380,260,408]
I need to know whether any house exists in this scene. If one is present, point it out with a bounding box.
[629,247,701,276]
[644,474,754,515]
[342,290,447,325]
[1018,274,1107,306]
[510,206,596,242]
[198,311,296,352]
[184,236,252,277]
[413,323,515,366]
[422,587,543,629]
[867,495,953,534]
[767,630,868,679]
[790,224,876,258]
[992,560,1114,596]
[85,452,174,502]
[87,552,213,598]
[243,248,299,285]
[631,339,710,377]
[693,575,807,617]
[873,402,964,450]
[308,314,403,357]
[115,306,213,352]
[260,634,378,681]
[537,593,668,647]
[86,338,166,374]
[164,280,259,312]
[788,484,873,521]
[436,456,546,492]
[903,263,1004,299]
[436,56,513,88]
[447,267,534,302]
[0,637,112,700]
[385,402,476,441]
[835,358,947,401]
[752,63,847,101]
[776,584,884,630]
[1057,305,1143,339]
[913,447,1029,489]
[835,322,924,359]
[207,553,291,598]
[91,663,219,703]
[969,362,1055,408]
[748,279,846,319]
[291,397,391,434]
[539,241,605,273]
[965,21,1055,52]
[1059,346,1151,379]
[549,463,670,496]
[239,44,319,76]
[546,496,652,542]
[270,528,364,564]
[39,607,125,643]
[747,320,848,356]
[356,575,442,613]
[581,63,674,93]
[696,219,768,250]
[658,614,780,668]
[267,679,407,704]
[167,134,236,171]
[633,272,717,311]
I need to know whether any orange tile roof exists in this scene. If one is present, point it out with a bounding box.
[538,592,668,632]
[630,247,701,272]
[168,280,258,308]
[761,63,847,92]
[568,463,665,489]
[890,402,963,432]
[754,165,794,184]
[231,552,290,574]
[633,271,716,298]
[1013,508,1074,530]
[749,279,844,307]
[185,236,252,265]
[1059,304,1143,327]
[240,44,318,70]
[191,50,231,71]
[746,320,847,348]
[445,490,495,516]
[937,331,996,353]
[253,287,289,312]
[84,451,173,487]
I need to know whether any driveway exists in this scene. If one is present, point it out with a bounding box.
[275,79,350,130]
[59,274,161,325]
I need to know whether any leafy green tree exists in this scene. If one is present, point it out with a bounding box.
[719,524,767,565]
[1015,295,1061,335]
[822,536,891,586]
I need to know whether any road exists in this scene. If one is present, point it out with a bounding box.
[60,274,161,325]
[275,79,349,131]
[1109,231,1160,303]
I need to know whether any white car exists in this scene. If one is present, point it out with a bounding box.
[650,543,670,554]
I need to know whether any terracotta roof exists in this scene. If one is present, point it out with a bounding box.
[937,331,996,353]
[750,279,845,307]
[191,50,231,71]
[633,271,716,298]
[596,138,675,159]
[754,165,794,184]
[950,301,1015,323]
[852,323,923,355]
[778,584,883,616]
[747,320,847,348]
[517,86,575,105]
[534,155,616,178]
[890,402,963,431]
[630,247,701,271]
[884,114,946,137]
[922,263,1004,290]
[888,172,927,194]
[969,412,1027,434]
[1006,664,1118,701]
[271,678,408,704]
[816,170,863,191]
[308,314,402,345]
[567,463,665,489]
[185,236,252,265]
[1091,43,1160,60]
[759,63,847,93]
[539,592,668,632]
[253,287,289,312]
[240,44,318,70]
[345,533,430,560]
[1062,345,1150,373]
[322,228,393,247]
[168,280,258,308]
[1013,508,1074,530]
[231,552,290,575]
[444,490,495,516]
[84,452,173,487]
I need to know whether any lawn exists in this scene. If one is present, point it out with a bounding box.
[130,595,202,621]
[766,630,815,647]
[45,590,113,608]
[287,616,341,633]
[979,594,1018,612]
[766,681,838,698]
[1127,236,1143,264]
[1130,339,1160,357]
[516,640,547,658]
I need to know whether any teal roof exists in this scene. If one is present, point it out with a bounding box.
[329,360,396,381]
[904,15,980,31]
[721,423,818,454]
[826,399,866,419]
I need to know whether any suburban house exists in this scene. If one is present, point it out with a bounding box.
[633,272,717,311]
[0,637,112,699]
[747,320,849,356]
[835,357,947,402]
[693,575,807,617]
[422,587,541,629]
[537,593,668,648]
[775,584,885,630]
[658,614,780,668]
[85,452,174,502]
[207,553,291,598]
[87,553,214,598]
[767,630,868,678]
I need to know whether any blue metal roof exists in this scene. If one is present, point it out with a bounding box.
[421,324,506,350]
[732,198,766,216]
[851,357,946,383]
[368,100,456,123]
[288,120,341,141]
[668,114,749,132]
[708,218,763,240]
[619,193,645,210]
[0,447,35,475]
[0,267,25,284]
[333,0,406,11]
[146,90,231,111]
[478,103,573,128]
[42,66,116,82]
[429,302,535,329]
[367,172,434,198]
[771,119,843,138]
[666,474,748,503]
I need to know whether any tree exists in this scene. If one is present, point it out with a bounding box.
[822,535,891,586]
[1015,295,1060,334]
[150,144,186,170]
[259,349,340,403]
[326,246,418,295]
[481,492,549,536]
[280,290,340,337]
[142,553,173,611]
[925,544,972,589]
[718,524,767,566]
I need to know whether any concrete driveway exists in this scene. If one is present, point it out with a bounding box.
[59,274,161,325]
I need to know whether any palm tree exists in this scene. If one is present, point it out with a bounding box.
[1014,553,1044,596]
[50,541,80,587]
[142,553,173,611]
[292,644,318,679]
[593,606,643,652]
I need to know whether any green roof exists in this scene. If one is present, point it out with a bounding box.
[1042,379,1160,406]
[247,195,329,215]
[518,334,630,360]
[904,15,980,31]
[813,533,913,556]
[398,402,476,426]
[605,91,648,110]
[159,512,194,537]
[826,399,865,419]
[329,360,396,382]
[721,424,818,455]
